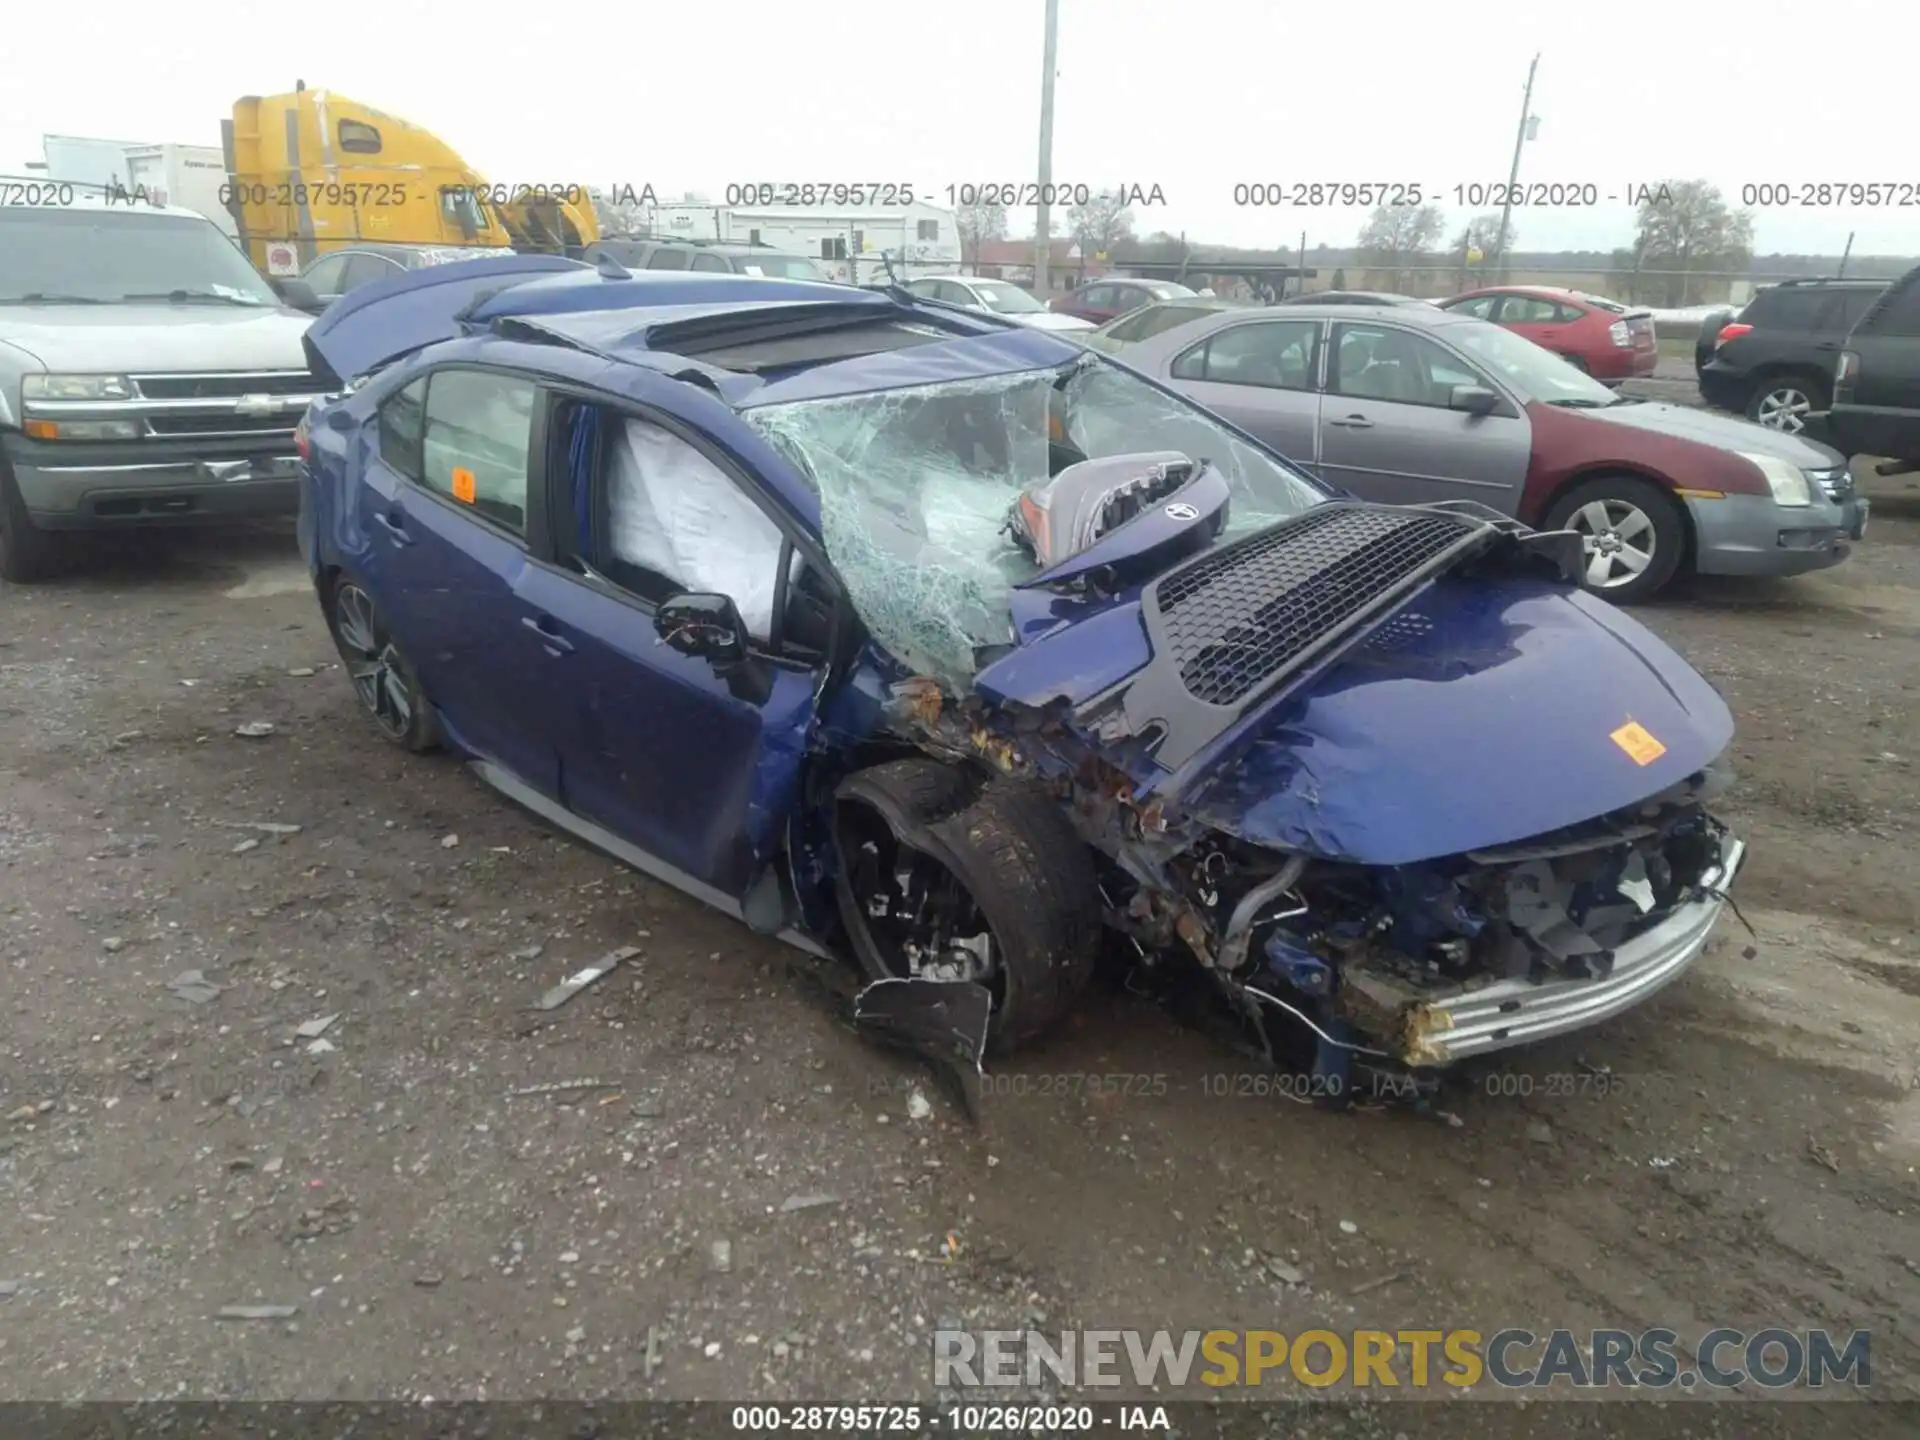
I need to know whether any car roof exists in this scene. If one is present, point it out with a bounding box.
[1226,302,1473,328]
[0,192,216,223]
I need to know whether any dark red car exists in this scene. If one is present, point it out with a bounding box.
[1437,285,1658,384]
[1048,276,1197,325]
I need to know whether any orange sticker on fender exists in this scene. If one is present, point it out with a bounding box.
[451,466,477,503]
[1610,720,1667,766]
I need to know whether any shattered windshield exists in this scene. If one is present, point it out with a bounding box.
[746,355,1325,686]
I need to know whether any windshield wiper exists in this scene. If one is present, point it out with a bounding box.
[3,292,111,304]
[122,289,268,307]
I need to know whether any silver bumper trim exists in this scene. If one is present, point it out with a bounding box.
[1409,836,1746,1064]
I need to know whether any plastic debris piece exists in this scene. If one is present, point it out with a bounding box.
[216,1305,298,1320]
[294,1015,338,1040]
[168,970,223,1006]
[508,1079,620,1099]
[440,834,460,848]
[234,722,276,739]
[231,838,260,855]
[534,946,641,1011]
[217,821,303,836]
[779,1193,841,1214]
[907,1089,932,1121]
[305,1039,336,1056]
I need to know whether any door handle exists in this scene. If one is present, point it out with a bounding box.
[521,615,574,655]
[371,509,414,546]
[1329,415,1375,429]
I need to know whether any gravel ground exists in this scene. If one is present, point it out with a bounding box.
[1,442,1918,1433]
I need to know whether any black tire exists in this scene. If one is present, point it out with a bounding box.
[1544,475,1686,604]
[834,765,1100,1053]
[0,456,70,584]
[324,573,441,751]
[1745,373,1829,435]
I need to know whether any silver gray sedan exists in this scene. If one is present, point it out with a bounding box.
[1090,301,1866,601]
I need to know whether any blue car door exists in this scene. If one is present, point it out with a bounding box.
[352,365,561,797]
[513,397,828,903]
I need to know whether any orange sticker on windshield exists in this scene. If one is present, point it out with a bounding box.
[1610,720,1667,766]
[450,466,477,504]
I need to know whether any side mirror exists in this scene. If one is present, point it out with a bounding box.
[1449,384,1501,416]
[655,592,747,665]
[276,278,326,314]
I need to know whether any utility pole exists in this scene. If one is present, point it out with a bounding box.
[1034,0,1060,297]
[1838,231,1855,278]
[1495,52,1540,276]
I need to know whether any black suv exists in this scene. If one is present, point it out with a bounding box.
[1831,263,1920,465]
[1696,278,1887,434]
[579,237,828,282]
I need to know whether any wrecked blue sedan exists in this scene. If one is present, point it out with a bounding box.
[295,254,1745,1081]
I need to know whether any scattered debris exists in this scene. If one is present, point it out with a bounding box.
[1807,1136,1842,1174]
[1263,1257,1305,1286]
[906,1089,932,1121]
[263,1157,284,1175]
[1649,1156,1677,1169]
[1525,1119,1557,1145]
[288,667,317,677]
[440,834,460,849]
[102,937,125,954]
[779,1193,841,1214]
[107,729,146,750]
[228,1158,256,1172]
[533,946,640,1011]
[5,1106,37,1124]
[1350,1270,1408,1298]
[305,1039,337,1056]
[414,1273,443,1288]
[508,1080,620,1099]
[703,1341,722,1358]
[215,1304,298,1320]
[709,1239,733,1273]
[294,1015,339,1041]
[217,821,303,836]
[231,838,260,855]
[167,970,223,1006]
[233,722,276,739]
[644,1325,662,1380]
[0,1281,18,1298]
[1337,1220,1359,1236]
[510,944,546,962]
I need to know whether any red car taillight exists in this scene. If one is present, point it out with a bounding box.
[294,412,311,462]
[1715,322,1753,347]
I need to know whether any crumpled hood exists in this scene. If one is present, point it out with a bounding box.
[0,304,313,373]
[1572,398,1845,468]
[1181,576,1734,865]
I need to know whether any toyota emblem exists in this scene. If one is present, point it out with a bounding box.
[1164,502,1200,521]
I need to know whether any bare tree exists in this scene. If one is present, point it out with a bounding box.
[955,199,1009,268]
[1356,203,1445,290]
[1630,180,1754,306]
[1067,190,1136,266]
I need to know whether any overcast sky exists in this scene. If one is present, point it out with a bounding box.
[8,0,1914,257]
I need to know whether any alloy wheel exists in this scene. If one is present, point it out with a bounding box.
[332,584,416,739]
[843,810,997,987]
[1567,499,1657,590]
[1755,386,1812,433]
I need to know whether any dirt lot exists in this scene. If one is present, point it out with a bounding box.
[2,442,1918,1432]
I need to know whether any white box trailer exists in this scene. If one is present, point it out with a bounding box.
[40,135,238,240]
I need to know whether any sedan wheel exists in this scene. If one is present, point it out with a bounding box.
[1544,476,1685,604]
[327,578,440,750]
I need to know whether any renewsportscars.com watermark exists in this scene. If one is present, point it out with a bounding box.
[933,1328,1871,1391]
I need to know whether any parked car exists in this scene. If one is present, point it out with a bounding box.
[0,187,330,582]
[1695,278,1887,435]
[1048,277,1196,326]
[1436,286,1657,385]
[280,243,514,313]
[1830,263,1920,464]
[1108,302,1863,602]
[901,275,1094,331]
[1278,291,1433,308]
[295,256,1747,1082]
[1081,298,1247,356]
[583,238,829,282]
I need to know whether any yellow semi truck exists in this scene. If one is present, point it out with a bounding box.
[221,85,598,276]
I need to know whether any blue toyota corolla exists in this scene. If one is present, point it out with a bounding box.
[295,254,1745,1086]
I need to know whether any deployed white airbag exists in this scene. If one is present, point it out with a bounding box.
[607,418,786,640]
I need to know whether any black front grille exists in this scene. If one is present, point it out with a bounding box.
[148,412,297,436]
[133,372,321,400]
[1153,505,1480,707]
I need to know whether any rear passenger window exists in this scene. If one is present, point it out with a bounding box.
[1868,283,1920,337]
[376,378,426,481]
[1449,296,1500,320]
[1749,288,1831,330]
[691,253,731,273]
[420,370,536,535]
[1500,296,1563,323]
[647,249,691,270]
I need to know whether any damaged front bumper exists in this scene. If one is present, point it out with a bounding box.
[1378,837,1745,1066]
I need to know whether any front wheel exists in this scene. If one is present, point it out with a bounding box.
[834,763,1101,1053]
[0,458,70,584]
[1544,476,1686,604]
